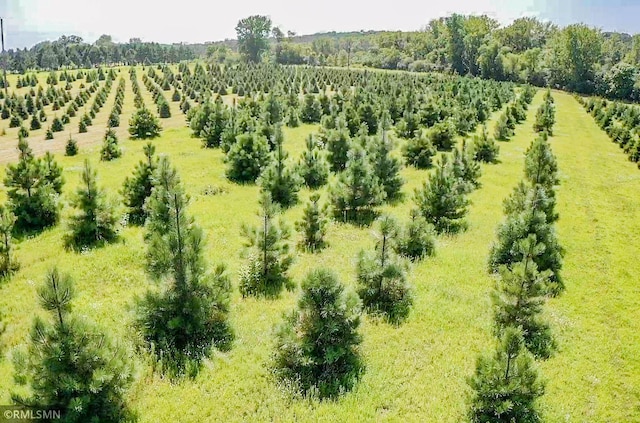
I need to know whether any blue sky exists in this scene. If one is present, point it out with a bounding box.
[0,0,638,49]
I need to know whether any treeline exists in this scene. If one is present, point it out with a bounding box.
[218,15,640,103]
[1,35,195,72]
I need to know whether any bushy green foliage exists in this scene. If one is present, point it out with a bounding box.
[4,137,61,233]
[121,143,158,225]
[0,206,19,278]
[413,156,469,234]
[494,113,513,141]
[65,134,78,156]
[295,193,329,252]
[324,120,352,172]
[12,269,135,422]
[64,160,118,250]
[356,215,413,324]
[402,131,436,169]
[330,143,385,223]
[472,125,500,163]
[451,139,482,193]
[533,91,555,135]
[297,135,330,189]
[189,99,229,148]
[100,129,122,161]
[272,268,363,398]
[225,132,271,183]
[370,131,403,201]
[429,119,457,150]
[129,107,161,139]
[239,192,294,297]
[396,209,436,260]
[492,236,555,360]
[468,328,545,423]
[300,94,322,123]
[137,157,233,377]
[259,125,301,208]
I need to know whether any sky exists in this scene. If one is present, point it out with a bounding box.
[0,0,638,49]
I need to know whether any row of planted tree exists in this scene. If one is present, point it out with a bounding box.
[0,68,540,421]
[468,90,564,421]
[578,96,640,167]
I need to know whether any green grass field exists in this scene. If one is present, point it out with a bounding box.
[0,78,639,422]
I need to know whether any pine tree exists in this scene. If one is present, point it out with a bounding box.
[30,114,41,130]
[239,192,294,298]
[4,137,60,233]
[524,133,559,190]
[100,128,122,161]
[297,134,330,189]
[129,107,161,139]
[65,160,118,249]
[225,132,271,183]
[42,151,64,195]
[451,139,481,194]
[324,120,352,172]
[65,134,78,156]
[356,215,413,324]
[489,208,564,296]
[78,119,87,133]
[396,209,436,260]
[468,327,545,423]
[493,236,555,360]
[330,143,385,223]
[12,269,135,422]
[295,193,329,252]
[121,142,158,225]
[272,268,363,398]
[494,113,512,141]
[371,129,403,201]
[0,205,19,278]
[402,131,436,169]
[136,157,233,377]
[429,119,457,151]
[472,125,500,163]
[503,181,558,224]
[413,156,469,234]
[300,93,322,123]
[259,125,301,208]
[533,94,555,135]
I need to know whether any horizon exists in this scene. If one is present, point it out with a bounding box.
[1,0,639,50]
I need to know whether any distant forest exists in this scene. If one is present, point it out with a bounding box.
[2,15,640,101]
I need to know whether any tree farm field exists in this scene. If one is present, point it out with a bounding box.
[0,63,638,423]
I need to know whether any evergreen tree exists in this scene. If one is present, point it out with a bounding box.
[225,132,271,183]
[356,215,413,324]
[503,181,558,224]
[129,107,161,139]
[524,134,559,190]
[297,134,330,189]
[533,93,555,135]
[494,113,512,141]
[12,268,135,422]
[330,143,385,223]
[472,125,500,163]
[295,193,329,252]
[0,205,19,278]
[100,128,122,161]
[65,160,118,249]
[324,120,352,172]
[489,208,564,296]
[413,156,469,234]
[493,236,555,360]
[430,119,457,151]
[4,137,60,233]
[78,119,87,133]
[239,192,294,297]
[451,139,481,194]
[45,127,54,140]
[51,116,63,132]
[396,209,436,260]
[190,99,228,148]
[300,93,322,123]
[259,125,301,208]
[121,142,158,225]
[136,157,233,377]
[108,111,120,128]
[272,268,363,398]
[468,328,545,423]
[65,134,78,156]
[30,114,41,130]
[42,151,64,195]
[371,130,403,201]
[402,131,436,169]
